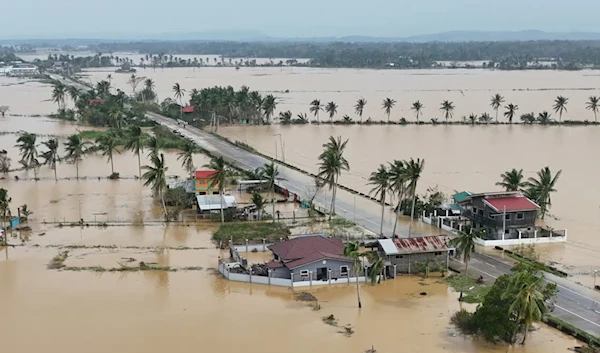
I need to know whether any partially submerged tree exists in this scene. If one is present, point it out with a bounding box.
[64,134,91,179]
[40,138,61,181]
[0,106,9,117]
[317,136,350,220]
[343,241,363,308]
[15,132,39,179]
[142,152,169,219]
[496,168,526,191]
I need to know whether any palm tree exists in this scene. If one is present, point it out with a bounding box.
[325,101,338,122]
[67,85,79,105]
[251,193,265,220]
[537,111,552,124]
[479,113,493,124]
[382,98,396,122]
[467,113,478,125]
[146,136,162,159]
[490,93,505,123]
[0,188,11,236]
[261,162,280,222]
[109,107,124,130]
[366,251,384,285]
[64,134,91,179]
[317,136,350,221]
[262,94,277,124]
[507,275,548,344]
[96,80,111,98]
[51,81,66,109]
[368,164,390,236]
[553,96,568,124]
[450,226,480,300]
[40,138,61,180]
[124,126,145,178]
[15,132,39,179]
[586,96,599,122]
[388,159,407,236]
[96,132,120,175]
[405,158,425,237]
[411,101,424,122]
[440,100,455,123]
[279,111,293,125]
[177,141,198,176]
[19,204,32,222]
[496,168,526,191]
[144,78,155,92]
[142,152,169,219]
[309,99,323,122]
[525,167,562,219]
[173,82,186,119]
[504,103,519,124]
[355,98,367,122]
[203,156,232,223]
[343,241,362,308]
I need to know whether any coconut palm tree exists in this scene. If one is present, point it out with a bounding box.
[124,126,145,178]
[279,111,293,125]
[317,136,350,220]
[19,204,32,222]
[67,85,79,105]
[142,152,168,219]
[146,136,162,159]
[40,138,61,180]
[355,98,367,122]
[525,167,562,219]
[368,164,390,236]
[537,111,552,124]
[0,188,11,236]
[109,107,124,130]
[504,103,519,124]
[95,132,120,175]
[64,134,91,179]
[479,113,493,124]
[177,141,199,176]
[404,158,425,237]
[251,193,265,220]
[96,80,111,98]
[51,81,66,109]
[309,99,323,123]
[144,78,155,92]
[490,93,505,123]
[203,156,232,223]
[411,100,424,123]
[507,274,548,344]
[586,96,599,122]
[173,83,186,119]
[388,159,407,236]
[467,113,478,125]
[450,226,480,300]
[262,94,277,124]
[366,251,384,285]
[343,241,362,308]
[261,162,279,223]
[15,132,39,179]
[382,98,396,122]
[325,101,338,122]
[496,168,526,191]
[553,96,568,124]
[440,100,455,123]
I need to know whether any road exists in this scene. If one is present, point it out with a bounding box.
[51,74,600,339]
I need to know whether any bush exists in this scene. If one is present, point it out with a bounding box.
[108,172,120,179]
[212,222,290,244]
[450,309,475,334]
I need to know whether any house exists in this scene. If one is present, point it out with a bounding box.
[458,191,539,240]
[182,105,195,113]
[196,194,237,213]
[266,235,355,282]
[377,235,452,274]
[167,179,195,194]
[195,170,219,195]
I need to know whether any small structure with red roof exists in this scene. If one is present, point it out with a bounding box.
[377,235,452,275]
[195,170,219,195]
[182,105,195,113]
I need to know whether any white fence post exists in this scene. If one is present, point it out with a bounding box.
[290,272,294,288]
[328,269,331,285]
[393,264,397,278]
[309,271,313,287]
[263,238,266,251]
[268,269,272,285]
[245,239,249,253]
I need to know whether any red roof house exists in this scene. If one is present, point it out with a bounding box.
[182,105,195,113]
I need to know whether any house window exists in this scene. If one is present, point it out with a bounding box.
[300,270,309,277]
[473,207,478,214]
[516,213,524,220]
[505,214,511,220]
[434,251,442,256]
[505,229,510,234]
[395,255,403,259]
[340,266,349,277]
[212,191,219,195]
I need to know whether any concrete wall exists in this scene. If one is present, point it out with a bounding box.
[388,251,448,274]
[271,267,291,279]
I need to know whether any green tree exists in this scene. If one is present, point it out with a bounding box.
[411,100,424,122]
[586,96,599,122]
[309,99,323,122]
[51,81,66,109]
[251,193,265,220]
[450,226,481,300]
[124,126,145,178]
[504,103,518,123]
[15,132,39,179]
[366,251,384,285]
[355,98,367,122]
[64,134,91,179]
[203,156,232,224]
[278,110,293,125]
[96,80,111,98]
[40,138,61,181]
[173,82,186,119]
[343,241,363,308]
[368,164,390,236]
[479,112,493,124]
[67,86,79,105]
[496,168,526,191]
[490,93,505,123]
[262,94,277,123]
[505,273,549,344]
[0,188,11,237]
[525,167,562,219]
[142,152,169,219]
[405,158,424,237]
[467,113,478,125]
[19,204,32,222]
[146,136,162,159]
[382,98,396,122]
[317,136,350,221]
[537,111,552,124]
[388,159,407,236]
[325,101,338,122]
[95,131,120,175]
[144,78,155,102]
[108,107,124,130]
[440,100,455,123]
[261,162,280,223]
[177,141,198,176]
[553,95,568,124]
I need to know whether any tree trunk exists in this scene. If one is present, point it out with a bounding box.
[110,155,114,174]
[33,166,38,181]
[53,163,57,181]
[356,270,362,308]
[220,190,225,224]
[379,197,385,236]
[495,109,498,123]
[595,110,598,122]
[160,189,168,221]
[272,184,276,223]
[521,324,528,344]
[137,152,141,178]
[408,189,417,238]
[75,159,79,179]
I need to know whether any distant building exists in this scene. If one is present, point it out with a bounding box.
[195,170,219,195]
[182,105,195,113]
[1,64,38,77]
[377,235,452,275]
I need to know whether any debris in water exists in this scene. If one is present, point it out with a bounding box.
[420,292,427,296]
[322,314,338,326]
[295,292,318,302]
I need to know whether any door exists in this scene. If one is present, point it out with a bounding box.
[317,267,328,281]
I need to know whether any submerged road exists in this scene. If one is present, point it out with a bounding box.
[50,73,600,339]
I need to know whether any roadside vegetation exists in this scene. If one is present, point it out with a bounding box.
[212,222,291,244]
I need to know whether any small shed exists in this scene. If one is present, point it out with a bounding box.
[196,194,237,213]
[378,235,452,274]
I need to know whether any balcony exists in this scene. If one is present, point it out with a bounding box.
[463,210,535,229]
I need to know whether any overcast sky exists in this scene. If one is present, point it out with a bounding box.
[3,0,600,39]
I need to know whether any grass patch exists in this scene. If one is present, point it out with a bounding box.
[78,126,192,152]
[47,251,69,269]
[505,252,567,278]
[212,222,290,244]
[329,218,356,228]
[444,274,490,304]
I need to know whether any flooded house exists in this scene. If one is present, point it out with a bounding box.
[377,235,452,275]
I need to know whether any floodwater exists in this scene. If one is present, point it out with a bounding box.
[0,70,591,353]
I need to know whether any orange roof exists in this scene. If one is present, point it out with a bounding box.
[195,170,217,179]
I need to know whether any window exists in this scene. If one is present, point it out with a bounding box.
[395,255,404,259]
[300,270,309,277]
[212,191,219,195]
[473,207,478,214]
[505,229,510,234]
[434,251,442,256]
[505,214,511,220]
[516,213,524,220]
[340,266,349,277]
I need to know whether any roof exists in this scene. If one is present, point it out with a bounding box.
[266,261,285,269]
[267,235,350,270]
[468,191,522,199]
[483,197,539,212]
[196,195,237,211]
[182,105,195,113]
[379,235,450,255]
[167,179,195,193]
[89,99,105,104]
[452,191,472,203]
[195,170,217,179]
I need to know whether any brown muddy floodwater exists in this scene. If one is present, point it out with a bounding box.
[0,69,590,353]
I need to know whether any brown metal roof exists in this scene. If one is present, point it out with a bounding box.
[267,235,350,270]
[392,235,450,255]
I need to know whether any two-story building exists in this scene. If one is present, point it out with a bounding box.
[458,191,539,240]
[195,170,219,195]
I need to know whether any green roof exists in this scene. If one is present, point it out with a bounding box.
[452,191,472,203]
[449,203,462,211]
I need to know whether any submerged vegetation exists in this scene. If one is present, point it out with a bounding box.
[212,222,291,244]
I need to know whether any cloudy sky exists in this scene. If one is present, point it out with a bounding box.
[2,0,599,39]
